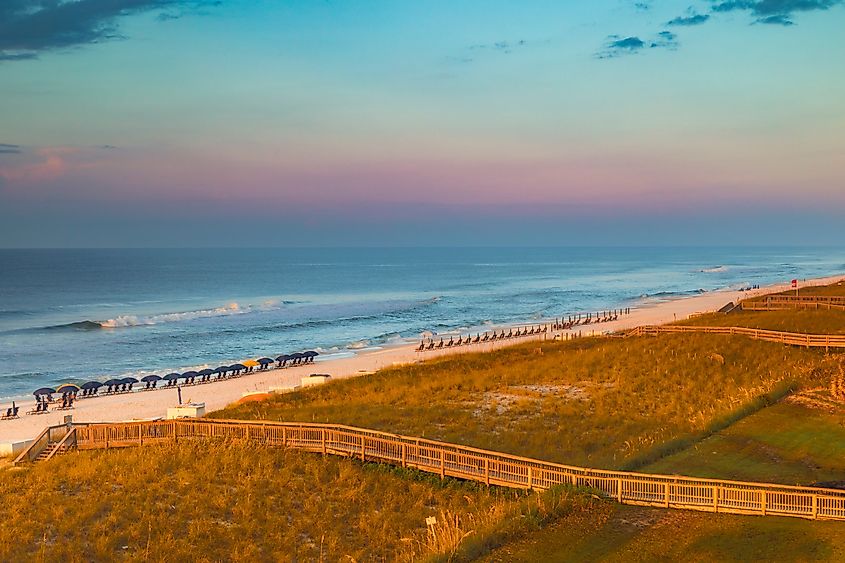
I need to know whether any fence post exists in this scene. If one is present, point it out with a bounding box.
[761,490,766,515]
[528,467,533,490]
[401,443,407,468]
[440,450,445,479]
[138,424,142,446]
[282,426,287,448]
[321,428,326,455]
[485,458,490,486]
[813,494,819,519]
[361,437,366,461]
[665,483,670,508]
[617,478,623,502]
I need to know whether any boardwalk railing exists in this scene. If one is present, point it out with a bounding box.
[16,418,844,521]
[628,325,845,349]
[742,296,845,312]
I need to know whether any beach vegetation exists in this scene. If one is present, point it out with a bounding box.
[0,441,594,562]
[213,333,838,475]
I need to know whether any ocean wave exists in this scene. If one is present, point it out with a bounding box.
[44,301,284,330]
[699,266,729,273]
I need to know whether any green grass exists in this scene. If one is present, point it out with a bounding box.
[213,334,837,472]
[681,308,845,335]
[480,501,845,562]
[769,279,845,298]
[644,401,845,486]
[0,441,582,562]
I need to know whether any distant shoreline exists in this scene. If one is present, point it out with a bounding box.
[1,273,842,443]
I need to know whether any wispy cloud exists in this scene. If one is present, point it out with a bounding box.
[468,39,530,56]
[0,0,222,62]
[0,143,22,154]
[709,0,842,25]
[596,31,677,59]
[667,13,711,26]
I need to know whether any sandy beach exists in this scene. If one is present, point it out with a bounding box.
[2,274,841,444]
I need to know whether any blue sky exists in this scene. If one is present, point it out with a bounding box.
[1,1,844,246]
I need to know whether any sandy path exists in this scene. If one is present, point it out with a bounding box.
[2,274,841,444]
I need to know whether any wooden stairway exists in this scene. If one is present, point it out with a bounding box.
[34,441,69,463]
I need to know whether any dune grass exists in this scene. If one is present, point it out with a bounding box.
[769,279,845,298]
[644,400,845,486]
[0,440,596,562]
[680,308,845,335]
[480,500,845,562]
[213,333,838,473]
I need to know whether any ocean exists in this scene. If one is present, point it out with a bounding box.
[0,247,843,402]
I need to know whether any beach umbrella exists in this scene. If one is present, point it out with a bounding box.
[56,383,80,394]
[181,371,198,379]
[241,359,259,368]
[140,375,161,382]
[213,366,229,376]
[229,363,246,371]
[198,368,214,376]
[81,381,103,390]
[288,352,304,363]
[257,358,274,369]
[103,378,123,387]
[163,373,181,382]
[275,354,289,366]
[120,377,139,384]
[303,351,319,362]
[33,387,56,396]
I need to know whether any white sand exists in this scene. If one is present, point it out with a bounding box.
[2,274,841,443]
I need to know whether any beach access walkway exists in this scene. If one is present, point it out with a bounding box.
[15,418,845,522]
[628,325,845,350]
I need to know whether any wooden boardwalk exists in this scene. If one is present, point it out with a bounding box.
[741,295,845,312]
[628,325,845,349]
[16,419,845,522]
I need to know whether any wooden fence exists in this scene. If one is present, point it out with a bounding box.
[742,296,845,312]
[629,325,845,349]
[18,418,845,521]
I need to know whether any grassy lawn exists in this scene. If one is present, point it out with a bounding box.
[644,401,845,486]
[212,334,837,472]
[480,500,845,562]
[681,308,845,335]
[0,441,584,562]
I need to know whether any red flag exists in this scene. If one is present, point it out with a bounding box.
[791,279,798,288]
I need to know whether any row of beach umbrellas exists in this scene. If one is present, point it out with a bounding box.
[32,351,319,398]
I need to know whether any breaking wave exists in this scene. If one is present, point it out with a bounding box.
[699,266,729,273]
[45,301,283,330]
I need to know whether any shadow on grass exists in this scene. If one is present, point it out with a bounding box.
[621,379,798,472]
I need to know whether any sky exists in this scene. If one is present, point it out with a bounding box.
[1,0,844,247]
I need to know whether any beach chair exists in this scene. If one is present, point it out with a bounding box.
[27,402,47,415]
[2,406,19,420]
[445,338,453,347]
[472,334,480,343]
[435,339,444,349]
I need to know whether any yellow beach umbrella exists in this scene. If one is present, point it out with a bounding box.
[241,359,259,368]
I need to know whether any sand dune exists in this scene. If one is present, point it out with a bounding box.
[1,275,841,444]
